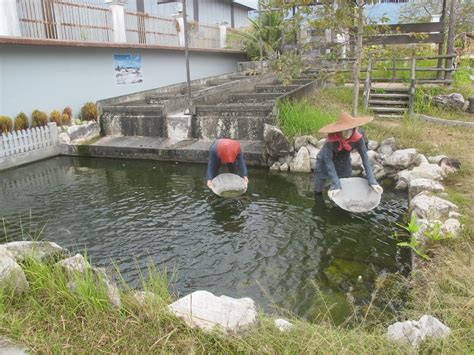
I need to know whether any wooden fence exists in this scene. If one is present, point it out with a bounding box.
[125,11,179,46]
[0,123,58,158]
[17,0,113,42]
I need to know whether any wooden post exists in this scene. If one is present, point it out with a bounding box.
[362,57,372,112]
[436,0,447,80]
[445,0,456,81]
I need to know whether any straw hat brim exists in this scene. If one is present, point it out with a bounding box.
[319,115,373,133]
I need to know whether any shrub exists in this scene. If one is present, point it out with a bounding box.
[49,110,62,126]
[81,102,97,121]
[31,110,48,127]
[63,106,72,119]
[0,115,13,134]
[61,113,71,126]
[14,112,29,131]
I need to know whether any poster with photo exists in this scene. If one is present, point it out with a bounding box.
[114,54,143,85]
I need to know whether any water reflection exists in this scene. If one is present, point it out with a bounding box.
[0,157,409,322]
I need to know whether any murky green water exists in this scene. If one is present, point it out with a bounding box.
[0,157,410,322]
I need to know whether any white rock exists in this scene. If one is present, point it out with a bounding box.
[416,154,429,165]
[397,164,445,184]
[441,218,461,237]
[0,337,28,355]
[56,254,90,275]
[58,132,71,144]
[317,138,326,148]
[294,135,311,150]
[373,162,387,180]
[428,155,447,164]
[67,122,99,141]
[306,145,320,171]
[308,136,319,147]
[3,241,69,262]
[0,247,29,293]
[408,179,444,200]
[270,162,280,171]
[367,150,380,164]
[289,146,311,173]
[132,290,159,307]
[368,140,379,150]
[394,180,408,191]
[351,151,362,168]
[387,315,450,347]
[378,137,396,156]
[409,192,458,220]
[279,163,289,172]
[384,149,419,169]
[169,290,257,332]
[448,211,461,219]
[274,318,293,332]
[264,124,293,159]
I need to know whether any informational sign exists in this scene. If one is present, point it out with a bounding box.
[113,54,143,85]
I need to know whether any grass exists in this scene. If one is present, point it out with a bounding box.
[277,87,353,138]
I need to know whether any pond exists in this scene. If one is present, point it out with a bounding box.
[0,157,410,323]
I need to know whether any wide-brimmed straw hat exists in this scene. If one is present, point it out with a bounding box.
[319,111,373,134]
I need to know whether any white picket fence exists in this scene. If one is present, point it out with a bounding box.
[0,123,59,171]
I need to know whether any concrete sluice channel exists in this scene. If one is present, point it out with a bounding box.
[0,156,410,323]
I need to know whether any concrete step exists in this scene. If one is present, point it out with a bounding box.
[195,116,267,140]
[370,106,408,113]
[255,85,300,93]
[230,93,280,104]
[64,136,266,166]
[145,95,180,105]
[101,113,167,137]
[370,93,410,99]
[370,87,409,93]
[102,105,164,116]
[376,114,405,119]
[206,78,234,86]
[195,104,273,118]
[368,99,409,106]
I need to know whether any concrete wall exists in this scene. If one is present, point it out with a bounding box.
[0,44,246,119]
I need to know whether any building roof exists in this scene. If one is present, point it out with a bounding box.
[232,1,256,11]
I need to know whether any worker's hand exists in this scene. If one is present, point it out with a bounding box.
[243,176,249,187]
[207,180,213,189]
[328,189,341,200]
[371,184,383,194]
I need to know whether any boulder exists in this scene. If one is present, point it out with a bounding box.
[469,97,474,113]
[384,149,419,169]
[274,318,293,332]
[263,124,293,159]
[294,135,312,150]
[279,162,289,172]
[441,218,462,238]
[316,138,327,148]
[448,211,461,219]
[306,145,320,171]
[169,290,257,332]
[55,254,121,308]
[387,315,450,347]
[278,154,293,165]
[131,290,159,307]
[367,150,380,164]
[0,337,27,355]
[408,178,444,200]
[428,155,447,164]
[0,247,29,293]
[351,151,362,168]
[67,122,99,141]
[368,140,379,151]
[269,162,280,171]
[308,136,320,147]
[373,162,387,180]
[58,132,71,144]
[417,154,429,165]
[409,192,458,220]
[397,164,445,184]
[3,241,69,263]
[438,157,461,174]
[432,93,465,111]
[378,137,396,156]
[289,147,311,173]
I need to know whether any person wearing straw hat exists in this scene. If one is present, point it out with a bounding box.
[206,138,249,189]
[314,111,383,198]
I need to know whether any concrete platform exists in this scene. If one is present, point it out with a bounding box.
[61,136,267,166]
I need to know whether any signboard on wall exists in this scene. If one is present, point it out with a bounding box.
[113,54,143,85]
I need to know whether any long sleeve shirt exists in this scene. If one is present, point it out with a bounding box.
[206,141,248,181]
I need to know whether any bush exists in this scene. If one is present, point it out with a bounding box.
[0,115,13,134]
[81,102,97,121]
[63,106,72,119]
[14,112,29,131]
[49,110,62,126]
[61,113,71,126]
[31,110,48,127]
